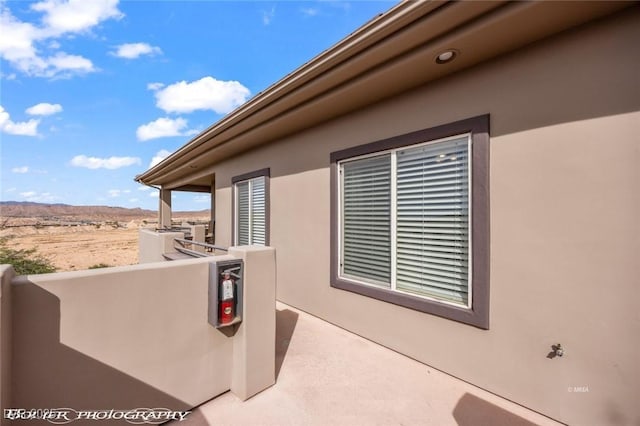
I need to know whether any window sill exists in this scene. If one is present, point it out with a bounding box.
[331,275,489,329]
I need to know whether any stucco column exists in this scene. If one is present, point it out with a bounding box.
[159,188,172,229]
[228,246,276,401]
[0,265,15,422]
[210,181,216,245]
[138,229,184,263]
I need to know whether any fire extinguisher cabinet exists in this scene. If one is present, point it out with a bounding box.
[208,259,244,328]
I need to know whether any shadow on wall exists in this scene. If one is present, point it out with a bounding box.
[275,308,299,380]
[128,308,298,426]
[11,280,190,425]
[452,393,538,426]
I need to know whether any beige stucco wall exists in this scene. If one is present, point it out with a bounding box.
[0,266,14,423]
[9,246,276,413]
[212,9,640,426]
[11,259,232,411]
[229,246,277,400]
[138,228,183,263]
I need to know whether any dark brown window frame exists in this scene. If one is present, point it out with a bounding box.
[231,168,271,246]
[330,115,490,329]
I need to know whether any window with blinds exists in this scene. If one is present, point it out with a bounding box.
[341,154,391,287]
[236,181,250,245]
[234,175,266,246]
[339,135,471,307]
[251,176,266,245]
[396,136,469,305]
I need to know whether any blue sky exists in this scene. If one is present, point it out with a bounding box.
[0,0,394,211]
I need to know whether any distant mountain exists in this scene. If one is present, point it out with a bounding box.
[0,201,209,219]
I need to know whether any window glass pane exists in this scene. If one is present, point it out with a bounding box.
[251,176,266,245]
[396,137,470,305]
[341,154,391,287]
[237,181,250,245]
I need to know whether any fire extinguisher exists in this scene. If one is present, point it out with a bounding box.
[218,271,235,324]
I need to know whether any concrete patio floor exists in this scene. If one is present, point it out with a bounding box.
[173,302,561,426]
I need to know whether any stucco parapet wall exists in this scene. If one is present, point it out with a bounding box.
[138,228,184,263]
[229,246,277,400]
[1,265,15,426]
[5,246,276,414]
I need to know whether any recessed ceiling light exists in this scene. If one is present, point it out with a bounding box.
[435,50,458,64]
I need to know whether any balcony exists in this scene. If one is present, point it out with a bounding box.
[1,229,559,425]
[173,302,560,426]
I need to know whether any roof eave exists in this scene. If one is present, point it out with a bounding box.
[135,0,451,185]
[136,0,631,187]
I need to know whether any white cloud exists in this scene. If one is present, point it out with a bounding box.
[138,186,151,191]
[0,0,121,78]
[26,102,63,116]
[70,155,141,169]
[328,1,352,13]
[47,52,94,73]
[262,7,275,25]
[301,7,319,17]
[152,76,250,114]
[194,195,210,203]
[149,149,172,168]
[0,8,40,66]
[12,166,29,173]
[31,0,123,36]
[107,189,130,197]
[149,191,158,198]
[5,187,17,193]
[19,191,59,202]
[112,42,162,59]
[0,105,40,136]
[128,198,139,203]
[147,82,164,91]
[136,117,190,141]
[1,72,17,80]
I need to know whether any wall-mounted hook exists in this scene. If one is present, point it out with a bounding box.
[554,343,564,357]
[547,343,565,359]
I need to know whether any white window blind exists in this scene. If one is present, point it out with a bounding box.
[236,181,250,245]
[251,176,266,245]
[396,136,470,305]
[339,135,470,307]
[341,154,391,287]
[235,176,266,246]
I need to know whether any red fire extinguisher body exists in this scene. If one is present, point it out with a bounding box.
[219,274,235,325]
[219,299,234,324]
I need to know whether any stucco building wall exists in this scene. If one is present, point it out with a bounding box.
[213,10,639,425]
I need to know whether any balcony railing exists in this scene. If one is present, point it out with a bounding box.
[173,238,228,258]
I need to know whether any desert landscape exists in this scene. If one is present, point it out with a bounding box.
[0,202,209,272]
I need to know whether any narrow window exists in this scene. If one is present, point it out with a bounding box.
[232,169,270,246]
